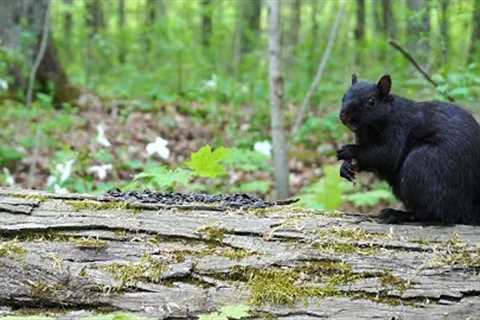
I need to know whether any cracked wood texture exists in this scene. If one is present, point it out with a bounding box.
[0,189,480,319]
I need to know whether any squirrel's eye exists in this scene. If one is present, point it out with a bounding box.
[367,98,375,106]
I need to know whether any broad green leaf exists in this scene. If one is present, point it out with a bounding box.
[346,189,395,207]
[186,145,232,178]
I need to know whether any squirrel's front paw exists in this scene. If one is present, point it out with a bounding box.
[340,160,357,182]
[337,144,357,161]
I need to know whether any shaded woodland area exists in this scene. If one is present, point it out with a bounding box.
[1,0,480,318]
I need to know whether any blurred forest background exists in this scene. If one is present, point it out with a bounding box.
[0,0,479,213]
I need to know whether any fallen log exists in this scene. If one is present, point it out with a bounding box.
[0,188,479,319]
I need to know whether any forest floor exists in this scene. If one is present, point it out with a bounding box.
[0,91,388,213]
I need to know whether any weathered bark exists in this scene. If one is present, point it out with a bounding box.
[468,0,480,64]
[267,0,290,200]
[1,189,480,319]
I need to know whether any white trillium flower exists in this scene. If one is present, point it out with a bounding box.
[54,184,69,194]
[254,140,272,157]
[96,123,111,147]
[47,175,56,187]
[146,137,170,160]
[203,74,217,90]
[2,168,14,186]
[87,164,113,180]
[57,159,75,183]
[0,79,8,91]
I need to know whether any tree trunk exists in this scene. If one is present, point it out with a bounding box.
[63,0,74,56]
[382,0,395,40]
[267,0,290,200]
[406,0,430,65]
[468,0,480,64]
[354,0,365,65]
[308,0,320,77]
[85,0,105,39]
[118,0,126,64]
[1,189,480,318]
[233,0,262,73]
[0,0,78,104]
[285,0,302,70]
[201,0,212,48]
[439,0,449,65]
[288,0,301,49]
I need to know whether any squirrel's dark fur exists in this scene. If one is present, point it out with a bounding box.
[337,74,480,225]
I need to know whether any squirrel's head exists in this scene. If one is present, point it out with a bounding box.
[340,74,393,132]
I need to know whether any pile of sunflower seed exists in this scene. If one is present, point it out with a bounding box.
[105,189,275,209]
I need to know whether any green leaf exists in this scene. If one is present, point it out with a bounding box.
[198,312,228,320]
[186,145,232,178]
[219,304,250,319]
[345,189,395,207]
[134,166,192,190]
[299,164,344,211]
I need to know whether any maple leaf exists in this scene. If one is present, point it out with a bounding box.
[186,145,232,178]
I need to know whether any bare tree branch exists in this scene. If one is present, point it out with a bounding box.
[388,39,455,102]
[26,0,51,107]
[291,2,345,136]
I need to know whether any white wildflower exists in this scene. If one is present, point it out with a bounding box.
[146,137,170,160]
[203,74,217,90]
[0,79,8,91]
[254,140,272,157]
[47,175,56,187]
[87,164,113,180]
[2,168,14,186]
[56,159,75,183]
[54,184,69,194]
[96,123,111,147]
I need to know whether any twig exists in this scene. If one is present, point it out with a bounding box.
[26,0,51,107]
[26,127,42,189]
[388,39,455,102]
[291,2,345,136]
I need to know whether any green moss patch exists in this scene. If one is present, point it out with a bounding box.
[433,234,480,268]
[102,254,166,288]
[196,225,226,243]
[314,241,378,256]
[67,200,128,211]
[0,239,27,257]
[74,237,108,251]
[318,226,387,241]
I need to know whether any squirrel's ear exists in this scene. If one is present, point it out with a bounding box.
[377,74,391,97]
[351,74,358,85]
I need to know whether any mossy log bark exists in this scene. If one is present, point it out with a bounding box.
[0,189,480,319]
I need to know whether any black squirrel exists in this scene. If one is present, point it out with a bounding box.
[337,74,480,225]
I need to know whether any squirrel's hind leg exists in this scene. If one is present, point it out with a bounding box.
[377,208,415,224]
